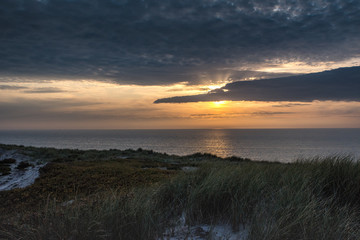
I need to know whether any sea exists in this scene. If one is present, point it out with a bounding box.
[0,129,359,162]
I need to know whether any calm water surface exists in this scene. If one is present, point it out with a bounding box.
[0,129,359,162]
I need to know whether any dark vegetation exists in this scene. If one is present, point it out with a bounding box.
[0,158,16,176]
[1,144,360,239]
[0,158,16,164]
[15,161,34,170]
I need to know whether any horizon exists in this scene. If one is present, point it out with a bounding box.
[1,1,360,129]
[1,127,360,131]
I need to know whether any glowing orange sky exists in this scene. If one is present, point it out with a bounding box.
[1,71,360,129]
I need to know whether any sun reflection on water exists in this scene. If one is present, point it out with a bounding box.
[199,129,233,157]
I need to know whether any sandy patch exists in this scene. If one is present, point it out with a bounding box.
[0,149,46,191]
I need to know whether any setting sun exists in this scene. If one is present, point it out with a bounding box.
[211,101,227,107]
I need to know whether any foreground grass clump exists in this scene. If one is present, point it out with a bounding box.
[162,157,360,239]
[0,158,16,175]
[0,159,178,215]
[2,152,360,239]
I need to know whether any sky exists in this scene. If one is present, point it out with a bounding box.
[0,0,360,129]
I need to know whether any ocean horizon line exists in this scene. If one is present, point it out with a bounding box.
[1,127,360,131]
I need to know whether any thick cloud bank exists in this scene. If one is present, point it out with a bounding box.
[1,0,360,85]
[154,67,360,103]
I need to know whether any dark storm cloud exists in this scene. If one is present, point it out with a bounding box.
[251,111,293,116]
[272,103,311,107]
[154,67,360,103]
[23,87,68,93]
[0,98,102,120]
[0,98,179,122]
[1,0,360,85]
[0,85,27,90]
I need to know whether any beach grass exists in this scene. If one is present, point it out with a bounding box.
[1,145,360,239]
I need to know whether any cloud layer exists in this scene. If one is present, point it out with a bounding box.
[1,0,360,85]
[155,66,360,103]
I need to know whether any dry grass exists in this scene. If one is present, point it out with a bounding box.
[1,145,360,239]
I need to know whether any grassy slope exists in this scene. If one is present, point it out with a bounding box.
[0,159,177,214]
[1,145,360,239]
